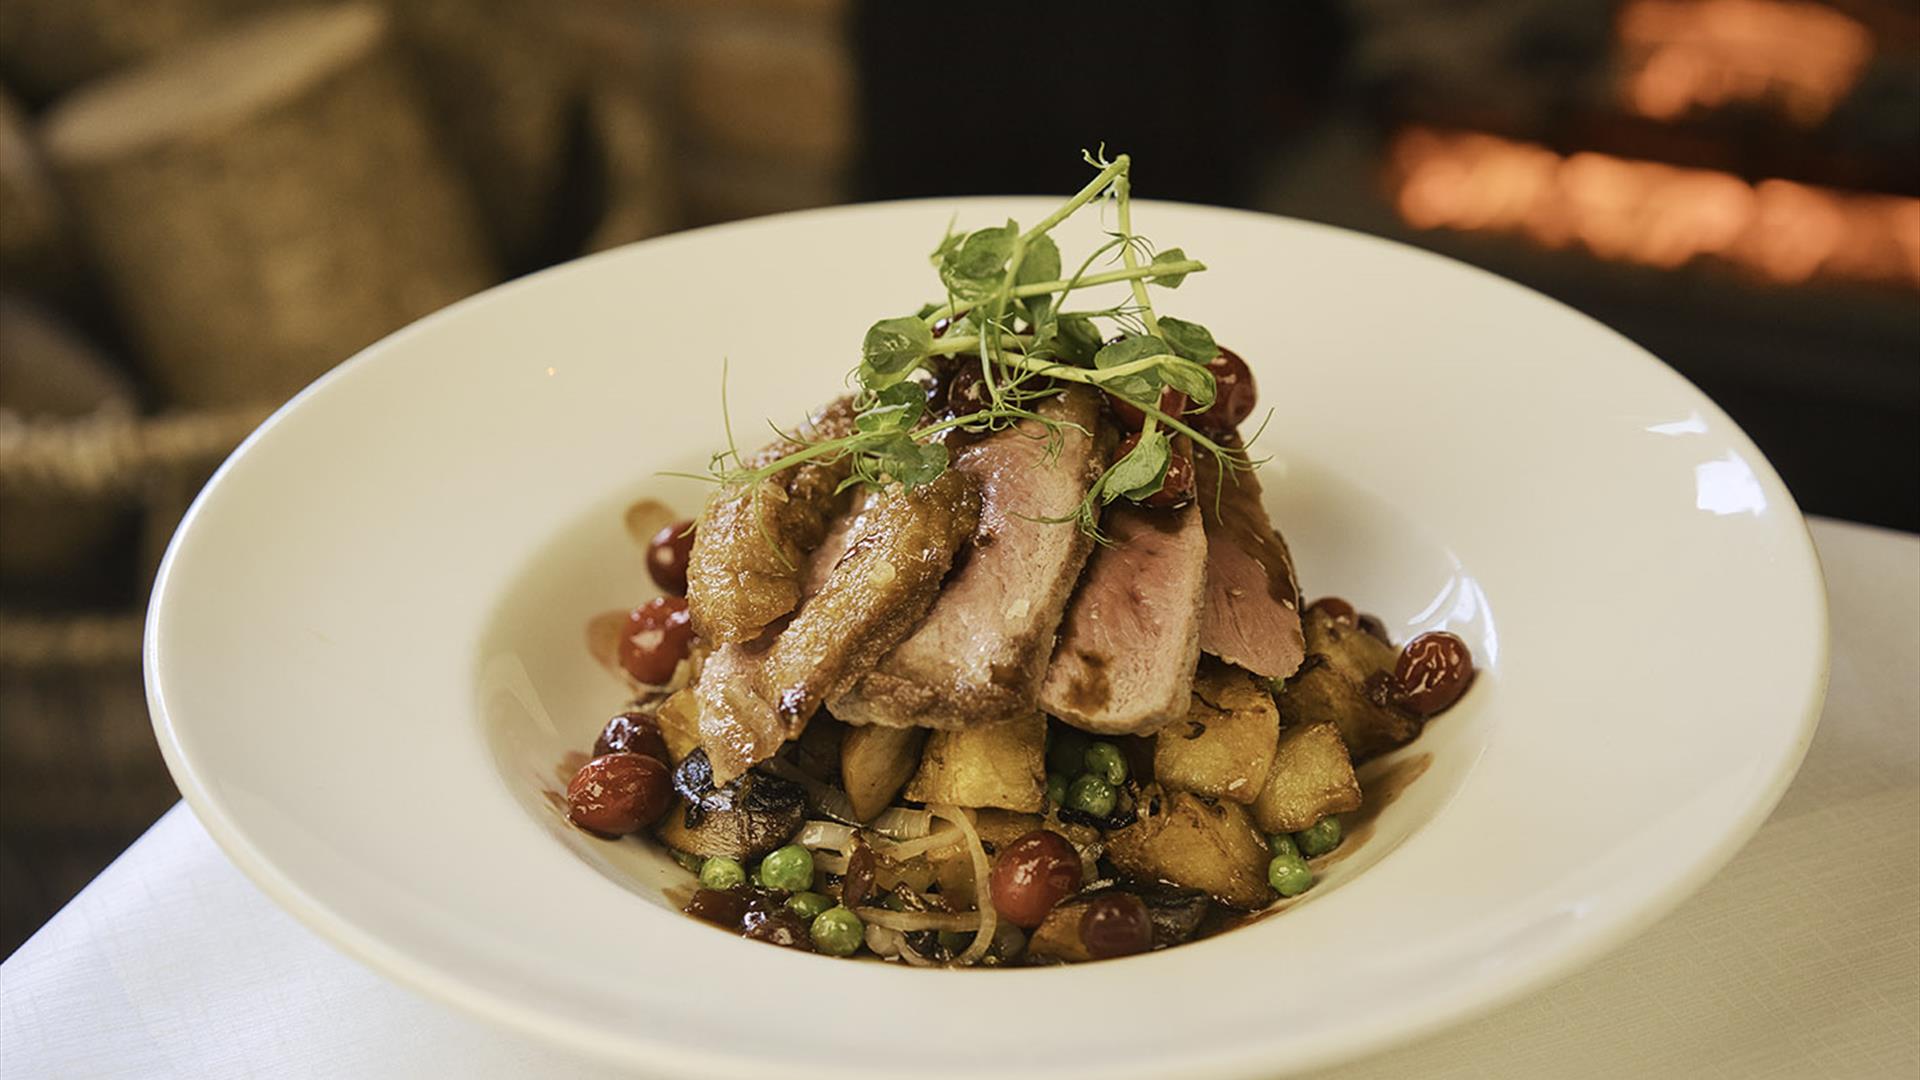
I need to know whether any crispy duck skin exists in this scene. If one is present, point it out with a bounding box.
[685,396,858,644]
[829,386,1103,729]
[694,469,982,783]
[1038,501,1209,735]
[1194,437,1305,680]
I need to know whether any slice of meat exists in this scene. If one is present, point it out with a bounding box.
[800,488,866,595]
[1194,438,1305,680]
[688,644,781,784]
[829,386,1103,729]
[1038,502,1208,735]
[694,469,982,782]
[763,470,981,724]
[686,396,858,644]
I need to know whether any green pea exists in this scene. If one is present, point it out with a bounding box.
[1047,728,1091,776]
[811,906,865,957]
[758,844,815,892]
[786,890,834,920]
[1268,833,1299,859]
[1268,853,1313,897]
[1067,774,1117,817]
[699,856,746,891]
[1046,773,1069,808]
[1295,816,1343,858]
[936,929,970,955]
[1083,741,1129,786]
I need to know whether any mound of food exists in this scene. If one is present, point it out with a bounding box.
[561,152,1475,965]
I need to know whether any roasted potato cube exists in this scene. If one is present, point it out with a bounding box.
[1278,662,1417,764]
[1282,607,1419,762]
[902,713,1046,812]
[1026,896,1096,963]
[653,687,703,763]
[1305,603,1400,675]
[1106,788,1273,909]
[1155,660,1279,803]
[971,809,1045,852]
[969,808,1100,851]
[840,724,927,821]
[1250,720,1362,834]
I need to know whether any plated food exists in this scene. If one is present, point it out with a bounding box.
[559,154,1474,965]
[146,179,1826,1074]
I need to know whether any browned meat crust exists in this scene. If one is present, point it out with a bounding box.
[686,396,858,644]
[694,469,981,782]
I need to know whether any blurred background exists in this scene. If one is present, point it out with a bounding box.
[1,0,1914,955]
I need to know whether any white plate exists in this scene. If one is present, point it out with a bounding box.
[147,199,1827,1078]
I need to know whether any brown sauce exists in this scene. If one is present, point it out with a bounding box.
[1202,892,1307,933]
[554,749,590,789]
[1061,650,1111,712]
[541,751,592,818]
[1322,751,1431,868]
[623,498,678,550]
[586,609,630,681]
[583,499,685,683]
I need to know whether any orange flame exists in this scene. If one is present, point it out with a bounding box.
[1389,127,1920,290]
[1617,0,1872,125]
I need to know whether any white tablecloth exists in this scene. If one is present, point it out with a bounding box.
[3,517,1916,1080]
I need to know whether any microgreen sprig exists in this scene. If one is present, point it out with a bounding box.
[704,151,1257,536]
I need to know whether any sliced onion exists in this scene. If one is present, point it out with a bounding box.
[863,924,897,958]
[814,852,849,875]
[854,907,982,933]
[1077,841,1104,886]
[795,819,857,853]
[871,823,963,861]
[930,803,996,966]
[866,807,933,840]
[864,924,938,967]
[991,920,1027,959]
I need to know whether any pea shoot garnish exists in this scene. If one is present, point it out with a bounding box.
[703,149,1255,536]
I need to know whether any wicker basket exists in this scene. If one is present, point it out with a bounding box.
[0,403,268,948]
[0,402,270,656]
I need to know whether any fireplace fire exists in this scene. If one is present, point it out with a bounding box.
[1388,126,1920,290]
[1616,0,1873,125]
